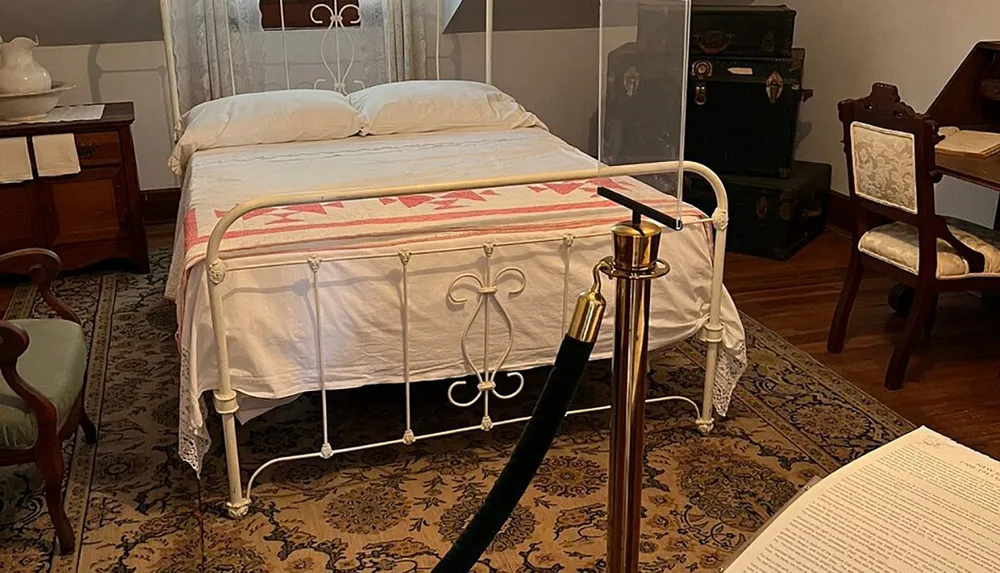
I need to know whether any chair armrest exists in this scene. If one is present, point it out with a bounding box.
[0,248,80,324]
[935,220,987,274]
[0,320,57,425]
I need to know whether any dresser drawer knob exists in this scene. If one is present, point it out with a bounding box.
[77,145,95,160]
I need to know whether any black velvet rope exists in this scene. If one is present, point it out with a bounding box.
[431,336,597,573]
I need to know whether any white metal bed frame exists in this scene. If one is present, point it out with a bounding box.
[159,0,729,519]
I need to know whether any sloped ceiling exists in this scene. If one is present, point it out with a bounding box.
[443,0,599,33]
[1,0,754,46]
[443,0,755,33]
[1,0,163,46]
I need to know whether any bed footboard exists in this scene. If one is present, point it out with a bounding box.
[202,161,729,519]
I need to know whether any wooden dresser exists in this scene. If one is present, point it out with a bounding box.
[0,102,149,273]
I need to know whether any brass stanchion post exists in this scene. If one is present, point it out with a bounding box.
[602,220,668,573]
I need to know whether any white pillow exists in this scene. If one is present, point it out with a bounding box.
[169,90,364,175]
[348,80,546,136]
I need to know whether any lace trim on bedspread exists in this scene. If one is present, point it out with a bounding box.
[175,343,748,473]
[178,347,212,475]
[713,345,747,417]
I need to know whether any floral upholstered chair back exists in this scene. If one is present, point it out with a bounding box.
[849,121,919,214]
[839,83,941,223]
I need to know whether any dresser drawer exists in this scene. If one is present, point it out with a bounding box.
[74,131,122,167]
[43,170,131,245]
[0,183,44,250]
[0,102,149,272]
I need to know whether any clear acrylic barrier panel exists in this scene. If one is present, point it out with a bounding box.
[599,0,691,229]
[254,0,693,229]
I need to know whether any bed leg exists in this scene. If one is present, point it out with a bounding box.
[690,164,731,437]
[698,325,722,435]
[215,390,250,519]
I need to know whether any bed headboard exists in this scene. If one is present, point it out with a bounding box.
[158,0,497,131]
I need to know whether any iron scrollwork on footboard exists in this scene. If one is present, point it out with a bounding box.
[446,243,528,430]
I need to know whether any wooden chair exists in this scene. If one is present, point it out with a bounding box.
[828,83,1000,390]
[0,249,95,554]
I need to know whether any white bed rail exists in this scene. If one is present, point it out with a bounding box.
[205,160,729,518]
[158,0,182,138]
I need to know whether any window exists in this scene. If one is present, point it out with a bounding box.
[260,0,360,30]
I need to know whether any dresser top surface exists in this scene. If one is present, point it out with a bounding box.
[0,102,134,138]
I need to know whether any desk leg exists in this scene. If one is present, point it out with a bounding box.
[989,201,1000,307]
[897,286,999,311]
[984,290,1000,308]
[889,284,914,316]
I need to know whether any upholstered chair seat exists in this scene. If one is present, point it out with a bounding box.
[0,319,87,450]
[859,219,1000,279]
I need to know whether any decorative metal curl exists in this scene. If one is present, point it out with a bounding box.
[492,371,525,400]
[208,260,226,285]
[320,443,334,459]
[446,265,528,408]
[402,429,416,445]
[712,208,730,231]
[310,2,365,94]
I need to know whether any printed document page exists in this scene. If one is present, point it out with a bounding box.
[724,427,1000,573]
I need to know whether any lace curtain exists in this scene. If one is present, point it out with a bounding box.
[382,0,428,81]
[168,0,266,115]
[359,0,429,85]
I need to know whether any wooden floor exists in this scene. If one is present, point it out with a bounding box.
[3,227,999,456]
[726,230,1000,458]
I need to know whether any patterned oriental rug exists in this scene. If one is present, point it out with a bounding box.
[0,251,913,573]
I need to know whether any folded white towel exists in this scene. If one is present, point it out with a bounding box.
[33,133,81,177]
[0,138,33,184]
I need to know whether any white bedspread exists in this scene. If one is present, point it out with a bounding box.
[167,128,746,473]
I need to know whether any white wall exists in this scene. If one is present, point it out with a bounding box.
[1,0,162,46]
[448,29,602,150]
[782,0,1000,226]
[32,42,177,190]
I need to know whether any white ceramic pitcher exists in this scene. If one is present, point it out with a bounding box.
[0,36,52,95]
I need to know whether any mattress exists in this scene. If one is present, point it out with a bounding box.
[167,127,747,473]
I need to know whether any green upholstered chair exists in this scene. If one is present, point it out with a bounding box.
[0,249,95,555]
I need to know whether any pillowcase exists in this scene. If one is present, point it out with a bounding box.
[348,80,546,136]
[169,90,365,175]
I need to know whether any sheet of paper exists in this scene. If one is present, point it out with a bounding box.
[724,427,1000,573]
[0,104,105,126]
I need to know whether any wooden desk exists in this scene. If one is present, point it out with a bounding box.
[936,151,1000,229]
[937,151,1000,193]
[926,40,1000,228]
[934,150,1000,307]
